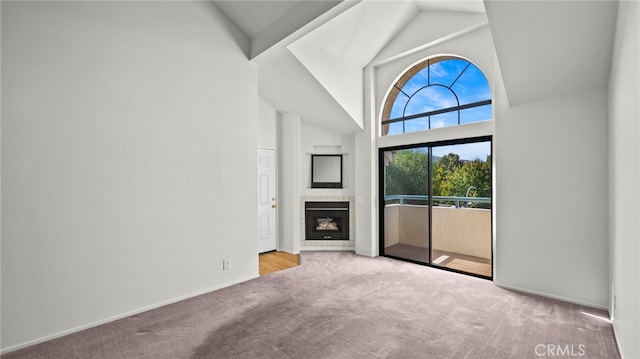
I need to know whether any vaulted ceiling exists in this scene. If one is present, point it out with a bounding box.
[213,0,619,134]
[485,0,618,106]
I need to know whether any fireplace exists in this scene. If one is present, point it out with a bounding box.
[305,201,350,240]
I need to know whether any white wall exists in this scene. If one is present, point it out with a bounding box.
[609,1,640,357]
[278,112,301,254]
[300,120,355,196]
[495,88,609,308]
[355,66,378,257]
[360,8,611,308]
[289,43,364,128]
[276,118,356,251]
[358,16,497,259]
[258,96,278,149]
[1,1,259,351]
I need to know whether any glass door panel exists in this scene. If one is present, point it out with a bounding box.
[431,142,492,277]
[381,147,430,264]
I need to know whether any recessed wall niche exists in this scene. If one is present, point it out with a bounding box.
[311,154,343,188]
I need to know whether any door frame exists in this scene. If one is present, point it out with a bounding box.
[378,135,493,279]
[258,147,278,253]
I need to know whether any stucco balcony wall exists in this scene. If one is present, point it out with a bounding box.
[384,204,491,259]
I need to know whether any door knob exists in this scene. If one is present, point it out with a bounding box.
[272,204,277,208]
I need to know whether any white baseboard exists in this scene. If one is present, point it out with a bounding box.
[300,246,355,251]
[0,274,258,355]
[355,249,376,258]
[610,321,624,358]
[495,282,609,311]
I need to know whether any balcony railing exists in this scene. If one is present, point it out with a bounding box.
[385,195,491,208]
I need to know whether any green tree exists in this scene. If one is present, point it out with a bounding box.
[385,150,429,196]
[385,150,491,208]
[448,157,491,196]
[432,153,462,196]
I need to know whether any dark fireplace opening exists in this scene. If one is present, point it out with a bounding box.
[305,201,349,240]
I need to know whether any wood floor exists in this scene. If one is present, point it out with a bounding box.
[259,251,300,276]
[259,248,490,277]
[384,243,492,277]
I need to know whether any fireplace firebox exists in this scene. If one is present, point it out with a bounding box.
[304,201,349,240]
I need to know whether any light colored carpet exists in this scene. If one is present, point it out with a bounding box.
[2,252,619,359]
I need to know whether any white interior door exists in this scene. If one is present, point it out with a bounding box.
[258,148,277,253]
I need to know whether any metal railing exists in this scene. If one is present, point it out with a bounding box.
[385,194,491,208]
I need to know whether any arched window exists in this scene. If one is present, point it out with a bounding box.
[381,56,492,136]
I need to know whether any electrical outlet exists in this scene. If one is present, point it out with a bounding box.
[222,260,229,271]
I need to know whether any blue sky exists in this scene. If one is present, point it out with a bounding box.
[389,59,492,131]
[396,141,491,162]
[432,141,491,161]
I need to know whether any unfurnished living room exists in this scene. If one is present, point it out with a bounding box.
[1,0,639,358]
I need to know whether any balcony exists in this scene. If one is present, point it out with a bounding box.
[383,195,491,277]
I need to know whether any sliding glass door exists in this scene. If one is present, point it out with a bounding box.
[381,146,431,264]
[430,141,492,277]
[380,137,492,278]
